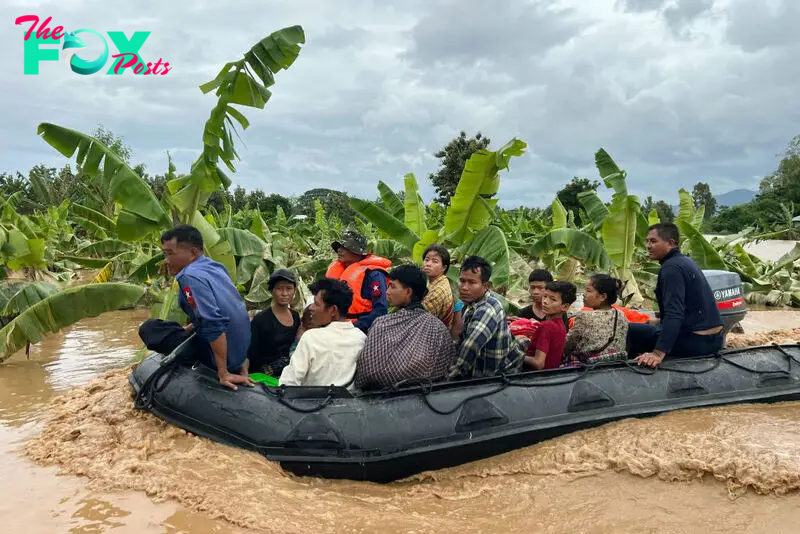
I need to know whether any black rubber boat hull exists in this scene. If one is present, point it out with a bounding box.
[129,344,800,483]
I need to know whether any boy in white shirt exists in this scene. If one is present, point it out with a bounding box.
[279,278,366,388]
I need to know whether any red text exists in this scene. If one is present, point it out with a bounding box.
[15,15,63,40]
[110,53,172,75]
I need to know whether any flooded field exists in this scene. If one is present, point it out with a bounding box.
[1,310,799,533]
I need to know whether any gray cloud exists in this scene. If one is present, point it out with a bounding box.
[724,0,800,52]
[1,0,798,210]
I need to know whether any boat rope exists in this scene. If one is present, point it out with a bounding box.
[415,344,798,416]
[133,334,196,410]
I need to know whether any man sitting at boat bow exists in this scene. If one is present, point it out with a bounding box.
[629,223,724,367]
[139,225,254,391]
[355,264,456,390]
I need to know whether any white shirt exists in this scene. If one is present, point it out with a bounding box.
[278,321,366,388]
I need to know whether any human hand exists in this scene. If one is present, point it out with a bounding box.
[219,371,255,390]
[183,323,194,332]
[634,352,664,368]
[647,317,660,325]
[507,315,519,323]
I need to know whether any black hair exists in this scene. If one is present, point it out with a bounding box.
[161,224,203,249]
[545,280,577,305]
[648,222,680,246]
[301,305,313,328]
[309,278,353,316]
[422,244,451,272]
[589,273,623,305]
[388,264,429,303]
[528,269,553,284]
[460,256,492,283]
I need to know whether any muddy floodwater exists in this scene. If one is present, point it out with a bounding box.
[2,311,800,533]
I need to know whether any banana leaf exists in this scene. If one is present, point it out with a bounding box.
[532,228,612,270]
[552,198,568,229]
[459,225,510,289]
[676,189,695,228]
[403,173,426,237]
[766,242,800,277]
[378,180,405,221]
[128,253,165,282]
[678,221,727,270]
[693,205,706,229]
[595,149,627,196]
[602,194,639,270]
[75,239,130,257]
[577,190,608,231]
[92,262,114,283]
[217,227,267,257]
[191,211,236,278]
[648,209,660,226]
[349,198,419,251]
[0,283,146,362]
[444,138,526,245]
[71,203,116,233]
[37,123,171,240]
[3,282,60,315]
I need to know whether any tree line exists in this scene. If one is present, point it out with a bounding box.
[3,127,798,238]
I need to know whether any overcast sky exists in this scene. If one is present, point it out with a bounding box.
[2,0,798,208]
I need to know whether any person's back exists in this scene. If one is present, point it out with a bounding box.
[279,323,365,387]
[356,265,456,390]
[448,256,524,380]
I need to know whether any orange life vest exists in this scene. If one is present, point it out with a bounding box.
[568,303,652,328]
[325,255,392,319]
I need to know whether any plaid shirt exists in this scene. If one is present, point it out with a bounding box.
[448,291,524,380]
[423,274,454,326]
[355,305,456,390]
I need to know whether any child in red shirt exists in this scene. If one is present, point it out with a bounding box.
[524,281,577,370]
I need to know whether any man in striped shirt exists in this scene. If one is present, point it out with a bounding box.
[448,256,525,380]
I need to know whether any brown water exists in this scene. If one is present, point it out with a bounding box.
[3,311,800,533]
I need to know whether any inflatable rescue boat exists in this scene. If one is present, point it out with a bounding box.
[130,342,800,483]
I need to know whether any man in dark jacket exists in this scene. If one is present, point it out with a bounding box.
[629,223,724,367]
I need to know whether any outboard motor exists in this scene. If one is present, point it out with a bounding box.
[702,270,747,336]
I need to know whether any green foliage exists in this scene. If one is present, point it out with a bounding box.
[557,177,600,227]
[428,131,491,206]
[692,182,717,220]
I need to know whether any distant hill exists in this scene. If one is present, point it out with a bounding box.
[670,189,757,215]
[715,189,756,208]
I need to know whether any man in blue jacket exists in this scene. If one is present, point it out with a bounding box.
[139,224,253,391]
[629,223,724,368]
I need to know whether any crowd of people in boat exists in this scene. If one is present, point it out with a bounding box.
[138,222,725,391]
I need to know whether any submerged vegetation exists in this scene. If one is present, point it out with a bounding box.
[0,24,797,362]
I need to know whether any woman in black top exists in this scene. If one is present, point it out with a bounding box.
[247,268,300,376]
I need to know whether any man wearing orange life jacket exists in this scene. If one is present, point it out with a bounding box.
[326,231,392,334]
